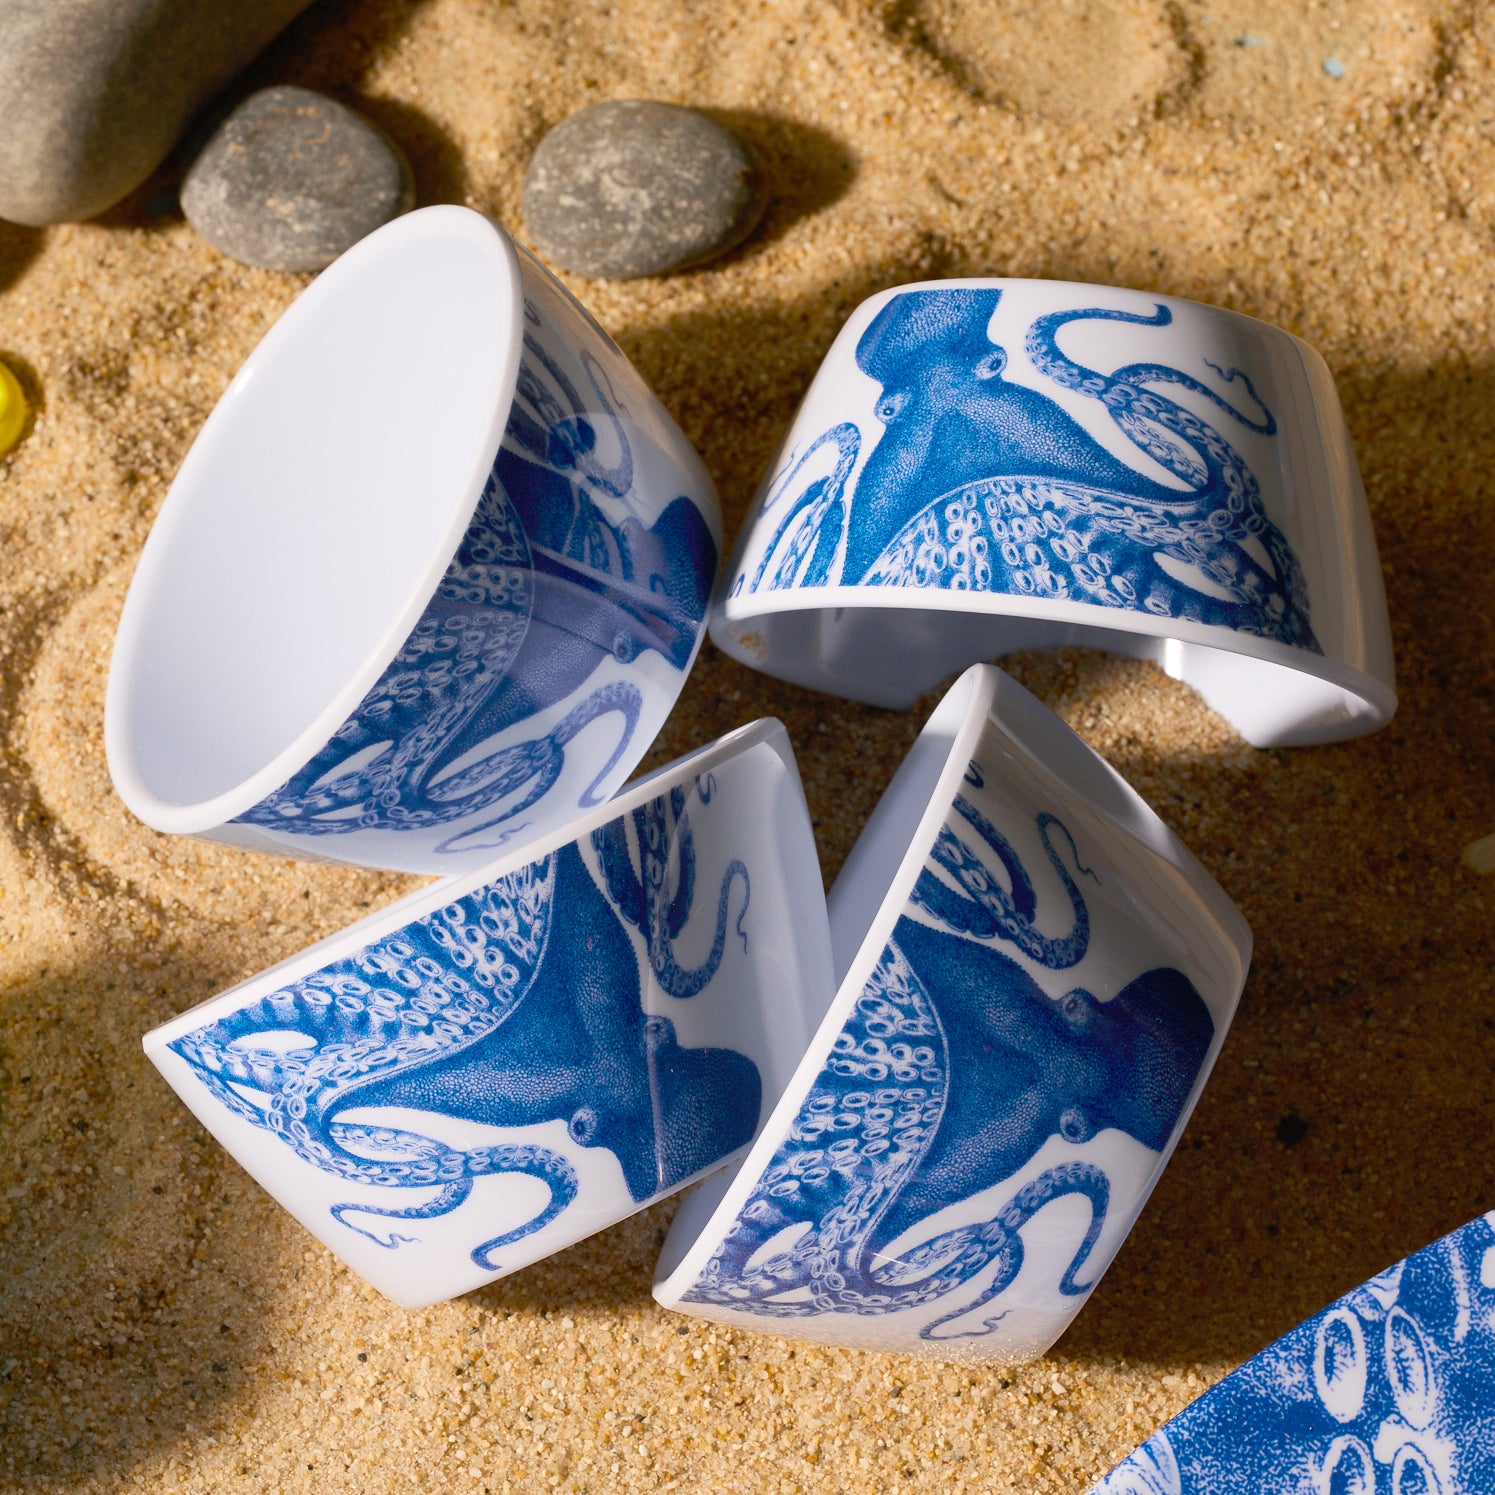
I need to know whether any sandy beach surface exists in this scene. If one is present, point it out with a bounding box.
[2,0,1492,1490]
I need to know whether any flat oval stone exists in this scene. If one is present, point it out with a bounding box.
[0,0,315,226]
[182,87,414,273]
[524,101,765,279]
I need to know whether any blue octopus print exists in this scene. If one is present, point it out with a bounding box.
[172,778,756,1273]
[742,287,1318,651]
[680,789,1214,1344]
[1091,1213,1495,1494]
[235,288,717,854]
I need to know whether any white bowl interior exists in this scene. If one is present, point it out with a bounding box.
[108,209,517,824]
[717,603,1391,748]
[824,667,980,984]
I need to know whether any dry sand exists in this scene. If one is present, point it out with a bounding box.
[1,0,1493,1490]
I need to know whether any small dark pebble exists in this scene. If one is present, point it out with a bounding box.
[182,85,413,272]
[523,100,765,278]
[1275,1112,1312,1147]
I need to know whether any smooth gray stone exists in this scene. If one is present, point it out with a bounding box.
[181,87,413,272]
[523,100,765,279]
[0,0,315,226]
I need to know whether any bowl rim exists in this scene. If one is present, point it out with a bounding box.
[713,584,1398,738]
[104,205,525,835]
[144,714,800,1049]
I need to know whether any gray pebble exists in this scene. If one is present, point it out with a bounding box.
[181,87,414,273]
[524,101,765,279]
[0,0,314,226]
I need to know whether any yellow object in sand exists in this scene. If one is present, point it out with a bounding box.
[0,362,27,455]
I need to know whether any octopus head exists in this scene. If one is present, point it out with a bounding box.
[856,286,1007,415]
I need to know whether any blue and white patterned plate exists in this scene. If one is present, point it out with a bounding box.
[655,664,1250,1361]
[108,207,720,872]
[713,280,1395,747]
[1090,1212,1495,1494]
[144,719,835,1306]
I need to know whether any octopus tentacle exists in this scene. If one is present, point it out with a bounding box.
[1027,307,1244,494]
[651,856,750,999]
[252,675,643,849]
[518,321,634,500]
[594,782,752,999]
[331,1165,475,1248]
[737,1161,1109,1333]
[169,860,563,1252]
[575,350,640,497]
[658,790,696,942]
[683,940,947,1316]
[323,1126,580,1266]
[593,816,647,930]
[518,319,626,480]
[1025,304,1314,643]
[466,1144,580,1268]
[915,1162,1110,1341]
[748,422,860,591]
[560,680,644,808]
[428,680,643,856]
[913,804,1094,970]
[1117,358,1276,435]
